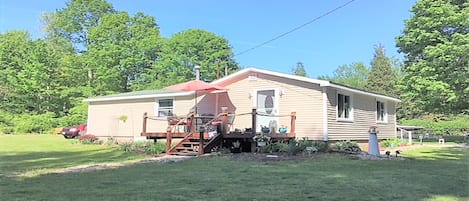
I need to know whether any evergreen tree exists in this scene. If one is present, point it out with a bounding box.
[292,62,307,77]
[365,44,398,97]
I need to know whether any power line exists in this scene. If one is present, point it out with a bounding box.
[234,0,357,57]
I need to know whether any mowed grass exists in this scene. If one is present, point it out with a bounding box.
[1,135,468,201]
[0,134,144,177]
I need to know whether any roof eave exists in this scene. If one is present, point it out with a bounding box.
[329,83,401,102]
[83,91,194,102]
[212,67,330,86]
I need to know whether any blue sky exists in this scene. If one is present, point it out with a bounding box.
[0,0,416,77]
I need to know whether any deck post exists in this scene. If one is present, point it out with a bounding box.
[198,127,205,156]
[252,108,257,134]
[290,112,296,136]
[166,126,172,154]
[142,112,148,136]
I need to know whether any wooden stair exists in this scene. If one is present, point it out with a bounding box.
[169,132,223,155]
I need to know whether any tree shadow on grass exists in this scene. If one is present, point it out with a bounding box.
[1,148,468,201]
[404,146,469,161]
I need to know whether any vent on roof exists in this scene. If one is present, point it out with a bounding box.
[248,73,257,81]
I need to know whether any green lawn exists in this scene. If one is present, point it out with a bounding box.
[0,134,144,178]
[1,135,468,201]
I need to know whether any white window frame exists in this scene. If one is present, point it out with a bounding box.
[156,98,174,117]
[252,88,280,115]
[337,92,353,122]
[376,99,388,123]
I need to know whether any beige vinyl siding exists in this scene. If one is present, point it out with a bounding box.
[327,88,396,140]
[379,103,396,139]
[87,95,196,139]
[222,73,324,139]
[87,98,157,138]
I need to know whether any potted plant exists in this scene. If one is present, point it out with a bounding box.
[261,125,270,134]
[278,125,287,134]
[253,134,270,147]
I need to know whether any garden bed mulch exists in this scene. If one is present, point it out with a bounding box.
[225,152,406,162]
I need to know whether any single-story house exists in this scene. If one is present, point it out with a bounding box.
[84,67,400,142]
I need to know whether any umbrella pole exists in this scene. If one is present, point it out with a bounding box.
[194,91,197,133]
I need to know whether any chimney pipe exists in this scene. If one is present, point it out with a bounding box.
[194,65,200,80]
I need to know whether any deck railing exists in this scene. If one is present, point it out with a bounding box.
[141,108,297,155]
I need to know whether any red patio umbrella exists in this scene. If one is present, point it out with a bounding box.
[165,80,226,92]
[165,80,227,129]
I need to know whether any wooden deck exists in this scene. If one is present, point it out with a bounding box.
[223,131,254,139]
[223,131,295,140]
[142,132,188,138]
[141,109,297,155]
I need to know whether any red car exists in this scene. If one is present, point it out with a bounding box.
[61,124,87,139]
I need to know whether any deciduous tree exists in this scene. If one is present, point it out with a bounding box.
[137,29,238,89]
[318,62,369,89]
[396,0,469,114]
[43,0,115,51]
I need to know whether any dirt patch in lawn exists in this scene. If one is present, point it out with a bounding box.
[51,155,191,174]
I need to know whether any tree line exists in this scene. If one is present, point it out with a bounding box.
[315,0,467,123]
[0,0,467,134]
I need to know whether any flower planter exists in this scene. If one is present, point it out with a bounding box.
[257,141,266,147]
[279,127,287,134]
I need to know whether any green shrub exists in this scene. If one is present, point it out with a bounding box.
[105,137,117,146]
[271,142,289,152]
[58,102,88,127]
[308,141,328,152]
[78,134,99,144]
[332,141,361,153]
[118,141,166,155]
[286,139,305,155]
[131,141,147,153]
[0,104,88,135]
[380,138,402,147]
[0,126,14,134]
[0,113,14,134]
[258,143,275,153]
[119,142,133,152]
[400,114,469,136]
[14,112,59,134]
[144,142,165,155]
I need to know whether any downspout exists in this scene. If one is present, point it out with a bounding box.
[322,87,329,141]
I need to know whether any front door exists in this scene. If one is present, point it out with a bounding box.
[256,89,279,133]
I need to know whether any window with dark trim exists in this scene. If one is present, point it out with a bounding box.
[338,94,351,120]
[157,99,173,117]
[377,101,387,122]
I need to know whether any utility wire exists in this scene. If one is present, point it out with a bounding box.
[234,0,357,57]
